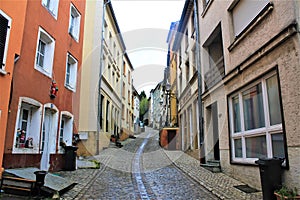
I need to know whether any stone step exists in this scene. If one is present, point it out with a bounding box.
[207,160,220,164]
[200,160,221,173]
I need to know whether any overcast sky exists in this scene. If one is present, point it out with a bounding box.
[111,0,185,96]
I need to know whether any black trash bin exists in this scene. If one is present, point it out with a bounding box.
[255,157,283,200]
[34,170,47,187]
[34,170,47,196]
[64,146,78,171]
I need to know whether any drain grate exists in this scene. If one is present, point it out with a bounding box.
[234,185,259,193]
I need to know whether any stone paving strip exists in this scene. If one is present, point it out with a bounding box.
[164,151,263,200]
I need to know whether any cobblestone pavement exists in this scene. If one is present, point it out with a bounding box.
[0,127,263,200]
[59,127,219,200]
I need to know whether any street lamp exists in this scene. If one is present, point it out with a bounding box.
[97,0,111,155]
[165,80,171,127]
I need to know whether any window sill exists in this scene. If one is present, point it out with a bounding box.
[69,32,79,43]
[35,66,52,78]
[65,84,76,92]
[12,147,39,154]
[228,2,274,52]
[0,68,8,75]
[231,159,287,168]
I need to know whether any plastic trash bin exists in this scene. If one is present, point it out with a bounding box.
[64,146,78,171]
[255,157,283,200]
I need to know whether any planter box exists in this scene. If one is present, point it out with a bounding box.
[274,192,300,200]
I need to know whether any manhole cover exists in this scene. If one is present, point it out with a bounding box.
[234,185,259,193]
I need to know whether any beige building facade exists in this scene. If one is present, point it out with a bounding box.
[120,54,134,140]
[174,1,200,152]
[197,0,300,191]
[78,0,133,155]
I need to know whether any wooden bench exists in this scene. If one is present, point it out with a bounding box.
[0,176,35,197]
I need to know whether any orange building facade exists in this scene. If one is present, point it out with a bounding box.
[2,0,85,171]
[0,1,28,173]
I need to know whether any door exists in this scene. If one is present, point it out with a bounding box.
[167,130,177,150]
[189,107,193,150]
[212,102,220,160]
[40,109,52,171]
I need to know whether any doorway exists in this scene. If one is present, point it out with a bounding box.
[211,102,220,160]
[40,108,54,171]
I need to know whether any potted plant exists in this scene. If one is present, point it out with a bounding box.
[274,185,300,200]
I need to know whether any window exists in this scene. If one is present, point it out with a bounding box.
[185,29,188,51]
[35,27,55,77]
[128,70,131,84]
[231,0,269,36]
[229,72,285,164]
[14,100,42,151]
[113,42,116,58]
[16,108,29,148]
[59,113,73,151]
[203,24,224,89]
[123,61,126,76]
[41,0,59,19]
[122,82,125,98]
[100,94,104,129]
[0,10,11,73]
[106,100,110,132]
[185,60,189,82]
[128,90,130,105]
[69,4,81,41]
[65,53,78,91]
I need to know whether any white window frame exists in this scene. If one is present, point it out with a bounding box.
[58,111,73,153]
[34,27,55,78]
[65,53,78,92]
[41,0,59,19]
[13,97,42,154]
[231,0,270,37]
[228,72,284,164]
[69,4,81,42]
[0,10,12,75]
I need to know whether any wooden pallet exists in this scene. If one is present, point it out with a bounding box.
[0,176,35,197]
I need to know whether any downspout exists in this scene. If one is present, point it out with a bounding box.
[193,0,205,163]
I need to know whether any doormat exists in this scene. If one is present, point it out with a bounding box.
[234,185,259,193]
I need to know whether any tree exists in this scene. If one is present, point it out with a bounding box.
[140,90,146,99]
[139,91,148,120]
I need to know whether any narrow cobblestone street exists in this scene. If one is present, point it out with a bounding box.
[60,127,219,200]
[55,127,262,200]
[0,127,263,200]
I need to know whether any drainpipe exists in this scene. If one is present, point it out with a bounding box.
[193,0,205,164]
[97,0,111,155]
